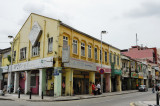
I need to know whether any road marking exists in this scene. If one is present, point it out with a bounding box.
[130,102,135,106]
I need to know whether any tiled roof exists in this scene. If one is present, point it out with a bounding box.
[122,49,154,62]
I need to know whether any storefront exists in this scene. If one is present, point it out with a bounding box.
[131,72,138,90]
[1,56,53,95]
[64,58,111,95]
[138,73,144,86]
[111,69,122,92]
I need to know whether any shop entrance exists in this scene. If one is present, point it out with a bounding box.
[73,71,89,95]
[111,77,117,92]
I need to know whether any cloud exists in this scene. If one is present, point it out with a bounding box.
[125,1,160,18]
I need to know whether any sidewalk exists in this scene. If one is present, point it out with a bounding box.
[0,90,138,102]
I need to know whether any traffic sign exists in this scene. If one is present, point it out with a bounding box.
[99,68,104,74]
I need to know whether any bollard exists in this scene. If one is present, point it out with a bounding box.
[29,91,32,99]
[42,91,43,99]
[18,90,20,98]
[156,92,159,105]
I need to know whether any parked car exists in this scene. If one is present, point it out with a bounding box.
[139,85,148,92]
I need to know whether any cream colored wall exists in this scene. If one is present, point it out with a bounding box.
[10,13,59,65]
[59,25,110,65]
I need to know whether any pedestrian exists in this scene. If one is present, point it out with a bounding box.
[97,82,101,95]
[92,83,96,95]
[152,84,155,93]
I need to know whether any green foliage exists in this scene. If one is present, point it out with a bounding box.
[7,55,11,63]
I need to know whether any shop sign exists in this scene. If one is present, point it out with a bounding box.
[1,66,8,73]
[96,65,111,73]
[53,67,62,76]
[131,72,138,78]
[64,58,96,71]
[113,69,122,75]
[28,22,42,46]
[62,46,70,63]
[138,73,143,79]
[2,57,53,72]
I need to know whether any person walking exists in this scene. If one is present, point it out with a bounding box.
[152,84,155,93]
[97,82,101,95]
[92,83,96,95]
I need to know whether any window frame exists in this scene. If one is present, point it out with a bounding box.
[48,37,53,53]
[73,39,78,54]
[81,42,85,56]
[88,45,91,58]
[105,51,107,63]
[94,47,98,60]
[63,36,68,47]
[32,42,40,57]
[20,47,27,60]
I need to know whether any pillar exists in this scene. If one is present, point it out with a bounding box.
[105,74,110,92]
[110,75,112,92]
[14,72,19,93]
[89,72,95,94]
[65,69,73,96]
[25,71,31,94]
[116,75,122,91]
[39,69,46,96]
[7,73,11,92]
[54,67,62,97]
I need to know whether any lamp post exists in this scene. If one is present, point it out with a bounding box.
[8,35,14,94]
[100,31,107,94]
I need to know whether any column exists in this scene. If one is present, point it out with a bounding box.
[14,72,19,93]
[65,69,73,96]
[39,69,46,96]
[25,71,31,94]
[110,75,112,92]
[105,73,110,92]
[7,73,11,92]
[54,68,62,97]
[89,72,95,94]
[116,75,122,91]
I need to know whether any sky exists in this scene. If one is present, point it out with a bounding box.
[0,0,160,50]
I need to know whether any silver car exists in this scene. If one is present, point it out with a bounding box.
[139,85,148,92]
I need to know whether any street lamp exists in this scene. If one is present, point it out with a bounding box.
[8,35,14,94]
[100,30,107,94]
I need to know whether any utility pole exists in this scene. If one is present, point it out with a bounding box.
[136,33,138,46]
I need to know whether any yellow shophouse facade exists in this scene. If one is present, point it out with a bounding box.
[1,13,121,96]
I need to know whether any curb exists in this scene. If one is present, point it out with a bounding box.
[0,91,138,102]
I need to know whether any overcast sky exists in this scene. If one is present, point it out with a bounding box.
[0,0,160,50]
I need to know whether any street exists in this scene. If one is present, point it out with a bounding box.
[0,89,157,106]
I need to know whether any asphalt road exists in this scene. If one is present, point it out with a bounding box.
[0,89,157,106]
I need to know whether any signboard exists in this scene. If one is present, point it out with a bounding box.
[53,67,62,76]
[131,72,138,78]
[96,65,111,73]
[138,73,143,79]
[99,68,104,74]
[62,46,70,63]
[64,58,96,71]
[2,57,53,73]
[28,22,42,46]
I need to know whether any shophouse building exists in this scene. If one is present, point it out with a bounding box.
[121,54,131,91]
[109,46,121,92]
[0,48,11,90]
[0,13,121,96]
